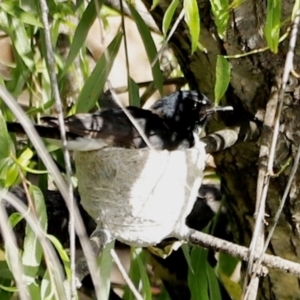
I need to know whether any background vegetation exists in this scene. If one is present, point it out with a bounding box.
[0,0,300,299]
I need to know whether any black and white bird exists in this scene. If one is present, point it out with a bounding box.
[6,90,232,151]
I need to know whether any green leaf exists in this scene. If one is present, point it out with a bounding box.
[0,2,42,27]
[128,3,164,95]
[40,270,54,300]
[209,0,229,39]
[135,249,151,300]
[76,31,123,113]
[0,278,14,300]
[292,0,300,20]
[182,244,194,273]
[214,55,230,104]
[46,234,70,279]
[98,240,115,300]
[264,0,281,53]
[188,247,209,300]
[0,261,14,280]
[61,0,105,77]
[183,0,200,53]
[0,283,18,293]
[17,148,33,167]
[217,252,240,277]
[5,162,19,187]
[9,212,24,229]
[151,0,161,10]
[22,185,47,273]
[218,271,242,300]
[7,15,35,71]
[123,247,141,300]
[0,111,10,160]
[207,265,222,300]
[128,77,140,107]
[162,0,180,36]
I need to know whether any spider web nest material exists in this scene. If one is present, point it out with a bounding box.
[75,139,206,247]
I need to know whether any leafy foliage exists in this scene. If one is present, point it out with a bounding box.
[0,0,245,299]
[264,0,281,53]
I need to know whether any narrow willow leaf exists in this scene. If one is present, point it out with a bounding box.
[209,0,229,39]
[98,240,115,300]
[188,247,209,300]
[0,280,14,300]
[17,148,33,168]
[292,0,300,20]
[217,252,240,277]
[22,185,47,272]
[162,0,179,35]
[0,261,14,280]
[46,234,70,279]
[264,0,281,53]
[128,3,164,95]
[123,247,141,300]
[135,249,151,300]
[5,162,19,187]
[0,111,9,161]
[40,270,54,300]
[128,77,140,106]
[0,284,18,293]
[228,0,245,10]
[0,2,42,27]
[7,16,35,71]
[183,0,200,53]
[8,212,24,229]
[214,55,230,105]
[151,0,161,10]
[76,31,122,113]
[61,0,105,77]
[182,244,194,273]
[20,0,38,13]
[218,271,242,300]
[207,265,222,300]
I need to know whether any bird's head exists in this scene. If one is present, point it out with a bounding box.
[150,90,213,132]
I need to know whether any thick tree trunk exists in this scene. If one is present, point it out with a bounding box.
[142,0,300,299]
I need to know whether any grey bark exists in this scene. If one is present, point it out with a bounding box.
[142,0,300,299]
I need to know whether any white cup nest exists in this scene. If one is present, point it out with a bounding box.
[75,137,206,247]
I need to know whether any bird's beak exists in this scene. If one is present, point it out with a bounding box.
[206,106,233,115]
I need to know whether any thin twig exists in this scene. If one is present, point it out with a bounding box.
[110,249,144,300]
[108,84,155,149]
[243,11,300,299]
[0,195,29,300]
[120,0,132,100]
[38,0,76,297]
[0,191,67,300]
[151,9,185,68]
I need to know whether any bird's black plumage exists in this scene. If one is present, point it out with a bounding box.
[6,90,215,151]
[150,90,212,149]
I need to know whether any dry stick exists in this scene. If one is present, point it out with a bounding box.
[186,230,300,276]
[151,9,185,68]
[0,196,29,300]
[38,0,76,297]
[105,0,160,34]
[0,84,101,299]
[108,84,155,149]
[110,249,144,300]
[243,11,300,300]
[242,87,279,300]
[120,0,132,98]
[0,191,67,300]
